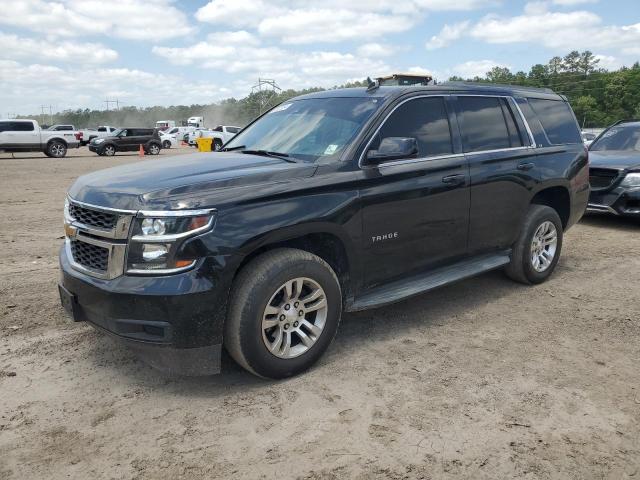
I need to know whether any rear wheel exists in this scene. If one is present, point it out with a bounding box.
[225,248,342,379]
[147,143,161,155]
[505,205,563,284]
[47,140,67,158]
[102,144,116,156]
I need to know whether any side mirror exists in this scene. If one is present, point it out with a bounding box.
[366,137,418,163]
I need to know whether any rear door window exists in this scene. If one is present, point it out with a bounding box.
[374,96,453,158]
[527,98,582,145]
[457,96,523,152]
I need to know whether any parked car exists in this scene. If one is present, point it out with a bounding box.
[87,128,162,156]
[160,126,195,148]
[582,131,597,146]
[0,119,79,157]
[78,126,118,146]
[59,83,588,379]
[587,120,640,218]
[188,125,241,150]
[47,124,76,132]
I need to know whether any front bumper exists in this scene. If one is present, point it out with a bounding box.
[88,144,99,153]
[587,187,640,217]
[59,245,232,375]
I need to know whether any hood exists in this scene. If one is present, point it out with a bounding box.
[589,150,640,171]
[68,152,317,210]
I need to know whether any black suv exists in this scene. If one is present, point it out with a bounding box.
[587,120,640,218]
[88,128,162,156]
[59,84,589,378]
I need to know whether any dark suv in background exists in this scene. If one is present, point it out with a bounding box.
[59,83,589,379]
[587,120,640,218]
[88,128,161,156]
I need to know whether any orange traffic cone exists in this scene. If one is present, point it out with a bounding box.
[138,144,145,157]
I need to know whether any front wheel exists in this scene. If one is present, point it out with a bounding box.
[505,205,563,284]
[102,144,116,156]
[162,140,171,149]
[213,139,223,151]
[225,248,342,379]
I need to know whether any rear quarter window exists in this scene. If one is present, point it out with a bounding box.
[527,98,582,145]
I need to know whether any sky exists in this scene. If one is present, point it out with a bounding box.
[1,0,639,115]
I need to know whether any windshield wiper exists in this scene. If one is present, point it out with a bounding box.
[222,145,245,151]
[240,149,297,163]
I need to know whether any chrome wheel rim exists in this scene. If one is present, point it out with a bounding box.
[261,277,328,359]
[105,146,115,156]
[150,145,160,154]
[51,144,65,157]
[531,221,558,272]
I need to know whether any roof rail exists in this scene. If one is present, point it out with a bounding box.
[440,81,555,94]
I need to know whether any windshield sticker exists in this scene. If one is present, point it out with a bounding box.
[324,144,339,155]
[272,103,292,112]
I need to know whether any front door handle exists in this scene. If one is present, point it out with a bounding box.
[518,162,535,171]
[442,174,465,186]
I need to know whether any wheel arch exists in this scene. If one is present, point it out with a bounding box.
[233,224,357,303]
[530,184,571,229]
[46,136,68,148]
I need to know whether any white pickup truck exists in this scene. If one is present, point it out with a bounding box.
[0,119,79,157]
[187,125,242,150]
[78,126,118,146]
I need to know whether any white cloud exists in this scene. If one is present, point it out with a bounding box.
[152,40,389,90]
[552,0,598,5]
[0,0,193,40]
[195,0,495,43]
[451,60,510,78]
[258,9,415,44]
[427,21,469,50]
[0,32,117,64]
[356,43,396,57]
[0,59,228,114]
[426,3,640,62]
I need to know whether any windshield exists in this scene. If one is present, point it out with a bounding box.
[590,125,640,152]
[224,97,382,161]
[112,128,125,137]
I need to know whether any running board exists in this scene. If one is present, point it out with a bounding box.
[347,251,511,312]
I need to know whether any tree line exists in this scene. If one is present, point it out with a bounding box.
[24,51,639,129]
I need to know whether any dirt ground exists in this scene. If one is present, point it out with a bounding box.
[0,146,639,480]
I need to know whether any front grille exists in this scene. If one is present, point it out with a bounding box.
[589,168,620,190]
[68,203,117,229]
[70,239,109,272]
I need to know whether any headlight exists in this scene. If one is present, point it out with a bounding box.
[127,209,215,273]
[94,138,105,144]
[621,173,640,188]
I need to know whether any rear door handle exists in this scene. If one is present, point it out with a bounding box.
[442,174,465,186]
[518,162,535,171]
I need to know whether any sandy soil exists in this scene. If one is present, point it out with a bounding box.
[1,147,639,479]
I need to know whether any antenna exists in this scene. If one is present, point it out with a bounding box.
[251,78,281,115]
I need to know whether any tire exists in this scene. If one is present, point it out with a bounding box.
[162,140,171,149]
[225,248,342,379]
[213,139,223,151]
[147,143,161,155]
[505,204,563,285]
[47,140,67,158]
[102,144,116,157]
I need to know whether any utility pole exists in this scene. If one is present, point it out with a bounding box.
[40,105,53,126]
[251,78,281,116]
[104,98,120,111]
